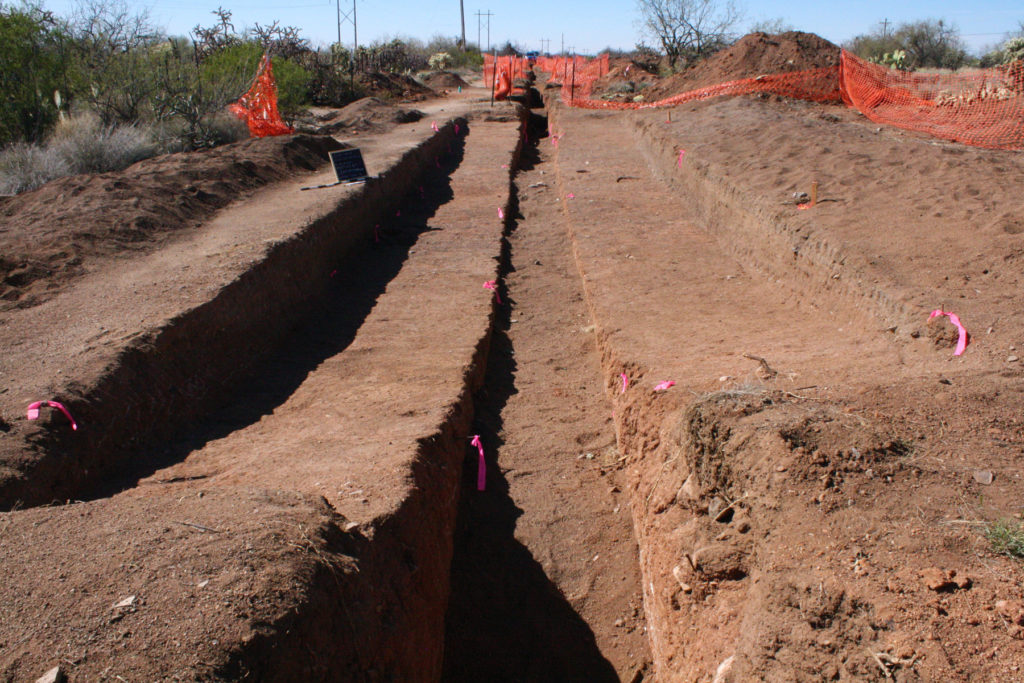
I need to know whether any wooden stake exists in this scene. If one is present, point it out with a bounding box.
[811,181,819,206]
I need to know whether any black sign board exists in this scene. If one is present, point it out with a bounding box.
[329,148,369,184]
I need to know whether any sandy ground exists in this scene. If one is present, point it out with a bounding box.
[1,51,1023,681]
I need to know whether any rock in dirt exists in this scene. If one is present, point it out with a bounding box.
[973,469,994,485]
[694,545,748,580]
[919,568,971,592]
[996,599,1024,625]
[35,666,65,683]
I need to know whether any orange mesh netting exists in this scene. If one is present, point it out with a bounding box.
[229,54,293,138]
[839,51,1024,151]
[533,51,1024,150]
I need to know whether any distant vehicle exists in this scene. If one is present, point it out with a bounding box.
[525,51,539,65]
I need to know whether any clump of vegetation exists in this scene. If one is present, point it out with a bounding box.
[985,519,1024,559]
[846,18,968,70]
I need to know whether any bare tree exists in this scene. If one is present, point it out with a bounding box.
[636,0,742,69]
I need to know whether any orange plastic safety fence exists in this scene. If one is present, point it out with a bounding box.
[228,55,293,138]
[533,51,1024,150]
[840,51,1024,151]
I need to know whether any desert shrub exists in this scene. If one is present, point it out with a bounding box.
[202,42,312,116]
[847,18,967,70]
[1005,37,1024,64]
[428,52,452,70]
[0,3,68,145]
[49,112,155,174]
[986,519,1024,559]
[0,143,69,194]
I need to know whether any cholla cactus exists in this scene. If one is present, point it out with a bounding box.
[1004,37,1024,64]
[428,52,451,70]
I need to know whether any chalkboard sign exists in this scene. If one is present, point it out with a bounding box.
[329,148,369,184]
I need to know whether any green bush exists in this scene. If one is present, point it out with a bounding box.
[0,3,68,145]
[202,42,312,116]
[50,112,155,174]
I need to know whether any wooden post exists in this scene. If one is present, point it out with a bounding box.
[811,181,819,206]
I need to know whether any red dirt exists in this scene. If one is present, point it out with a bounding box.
[606,31,841,102]
[420,71,470,89]
[303,97,425,135]
[0,135,341,313]
[544,83,1024,681]
[357,71,435,101]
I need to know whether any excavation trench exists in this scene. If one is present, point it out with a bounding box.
[443,107,650,681]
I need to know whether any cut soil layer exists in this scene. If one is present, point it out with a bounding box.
[544,88,1024,681]
[1,92,529,681]
[444,119,651,681]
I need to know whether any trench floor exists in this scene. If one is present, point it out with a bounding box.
[443,135,651,681]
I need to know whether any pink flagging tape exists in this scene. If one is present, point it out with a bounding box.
[455,123,461,135]
[26,401,78,431]
[929,309,969,356]
[431,121,439,132]
[551,134,560,147]
[653,380,676,392]
[566,192,575,200]
[330,269,338,278]
[677,149,686,167]
[501,163,509,169]
[498,207,505,219]
[620,373,629,394]
[483,280,502,303]
[797,203,811,211]
[471,434,486,491]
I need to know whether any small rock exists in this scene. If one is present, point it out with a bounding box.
[996,599,1024,625]
[712,655,735,683]
[718,375,732,382]
[113,595,136,609]
[1008,356,1019,363]
[35,667,65,683]
[678,473,700,501]
[966,614,982,625]
[614,617,624,628]
[197,579,210,589]
[919,568,970,592]
[973,470,994,485]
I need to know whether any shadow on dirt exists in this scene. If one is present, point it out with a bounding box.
[441,184,617,681]
[85,137,468,500]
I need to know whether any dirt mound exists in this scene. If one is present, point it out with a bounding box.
[646,31,841,100]
[420,71,469,88]
[358,71,435,102]
[312,97,425,134]
[0,134,341,314]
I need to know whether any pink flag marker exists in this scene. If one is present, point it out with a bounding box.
[797,203,811,211]
[471,434,486,490]
[620,373,629,394]
[566,192,575,199]
[677,149,686,167]
[483,280,502,303]
[501,163,510,169]
[498,207,505,219]
[26,401,78,431]
[653,380,675,392]
[551,134,560,147]
[330,269,338,278]
[454,123,461,135]
[431,121,439,131]
[929,309,969,356]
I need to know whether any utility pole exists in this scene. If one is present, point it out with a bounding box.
[882,18,890,38]
[540,38,549,54]
[459,0,466,51]
[339,0,358,90]
[476,10,493,52]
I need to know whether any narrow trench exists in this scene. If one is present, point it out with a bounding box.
[83,137,468,501]
[443,109,649,681]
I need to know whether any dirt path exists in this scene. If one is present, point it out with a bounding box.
[443,134,650,681]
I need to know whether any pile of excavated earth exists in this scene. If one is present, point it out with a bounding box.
[2,34,1023,682]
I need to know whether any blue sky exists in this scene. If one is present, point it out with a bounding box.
[40,1,1023,55]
